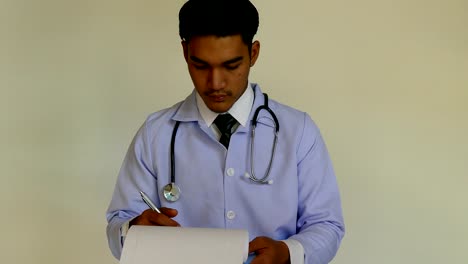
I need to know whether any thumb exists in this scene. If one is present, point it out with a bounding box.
[249,237,268,254]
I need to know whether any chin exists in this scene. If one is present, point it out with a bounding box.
[209,104,230,113]
[211,108,228,114]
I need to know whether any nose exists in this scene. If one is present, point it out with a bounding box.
[208,68,226,90]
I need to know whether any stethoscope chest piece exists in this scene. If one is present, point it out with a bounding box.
[163,182,181,202]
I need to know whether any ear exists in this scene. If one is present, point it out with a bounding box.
[182,41,188,62]
[249,40,260,67]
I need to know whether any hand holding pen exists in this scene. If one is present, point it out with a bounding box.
[129,191,181,227]
[140,191,161,213]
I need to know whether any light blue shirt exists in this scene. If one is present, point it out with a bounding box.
[106,84,345,264]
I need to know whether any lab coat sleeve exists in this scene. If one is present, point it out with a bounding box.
[289,113,345,264]
[106,121,158,259]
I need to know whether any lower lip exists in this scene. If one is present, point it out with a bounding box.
[210,95,226,102]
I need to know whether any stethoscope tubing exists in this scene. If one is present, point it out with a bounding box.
[170,120,181,183]
[248,93,279,184]
[165,93,279,202]
[249,126,278,184]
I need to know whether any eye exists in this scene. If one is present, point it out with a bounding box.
[193,64,208,70]
[225,64,240,70]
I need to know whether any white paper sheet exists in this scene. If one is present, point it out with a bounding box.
[120,226,249,264]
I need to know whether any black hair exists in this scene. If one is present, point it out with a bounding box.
[179,0,259,48]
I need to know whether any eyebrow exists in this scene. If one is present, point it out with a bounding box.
[190,56,244,66]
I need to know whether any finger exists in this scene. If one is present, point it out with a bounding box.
[146,209,180,227]
[249,254,266,264]
[150,214,180,227]
[130,209,157,226]
[249,236,269,254]
[131,209,180,227]
[160,207,178,218]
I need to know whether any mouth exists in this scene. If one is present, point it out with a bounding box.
[208,94,228,102]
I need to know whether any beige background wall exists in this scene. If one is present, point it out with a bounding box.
[1,0,467,263]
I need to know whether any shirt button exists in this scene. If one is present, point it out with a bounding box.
[226,168,235,177]
[226,210,236,220]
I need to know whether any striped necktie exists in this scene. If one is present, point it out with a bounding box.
[214,113,237,149]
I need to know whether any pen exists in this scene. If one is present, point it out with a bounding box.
[140,191,161,214]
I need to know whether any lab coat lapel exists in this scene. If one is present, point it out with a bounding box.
[172,90,200,122]
[171,90,218,140]
[236,84,275,134]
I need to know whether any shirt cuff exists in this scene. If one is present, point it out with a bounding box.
[282,238,305,264]
[120,218,135,246]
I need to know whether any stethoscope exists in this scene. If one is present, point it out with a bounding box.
[162,93,280,202]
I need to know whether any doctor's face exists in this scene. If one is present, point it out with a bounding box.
[183,35,260,113]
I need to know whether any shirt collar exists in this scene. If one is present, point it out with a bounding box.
[196,83,254,127]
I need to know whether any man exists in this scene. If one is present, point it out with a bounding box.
[106,1,345,263]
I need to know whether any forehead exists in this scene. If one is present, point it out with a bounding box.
[186,35,249,63]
